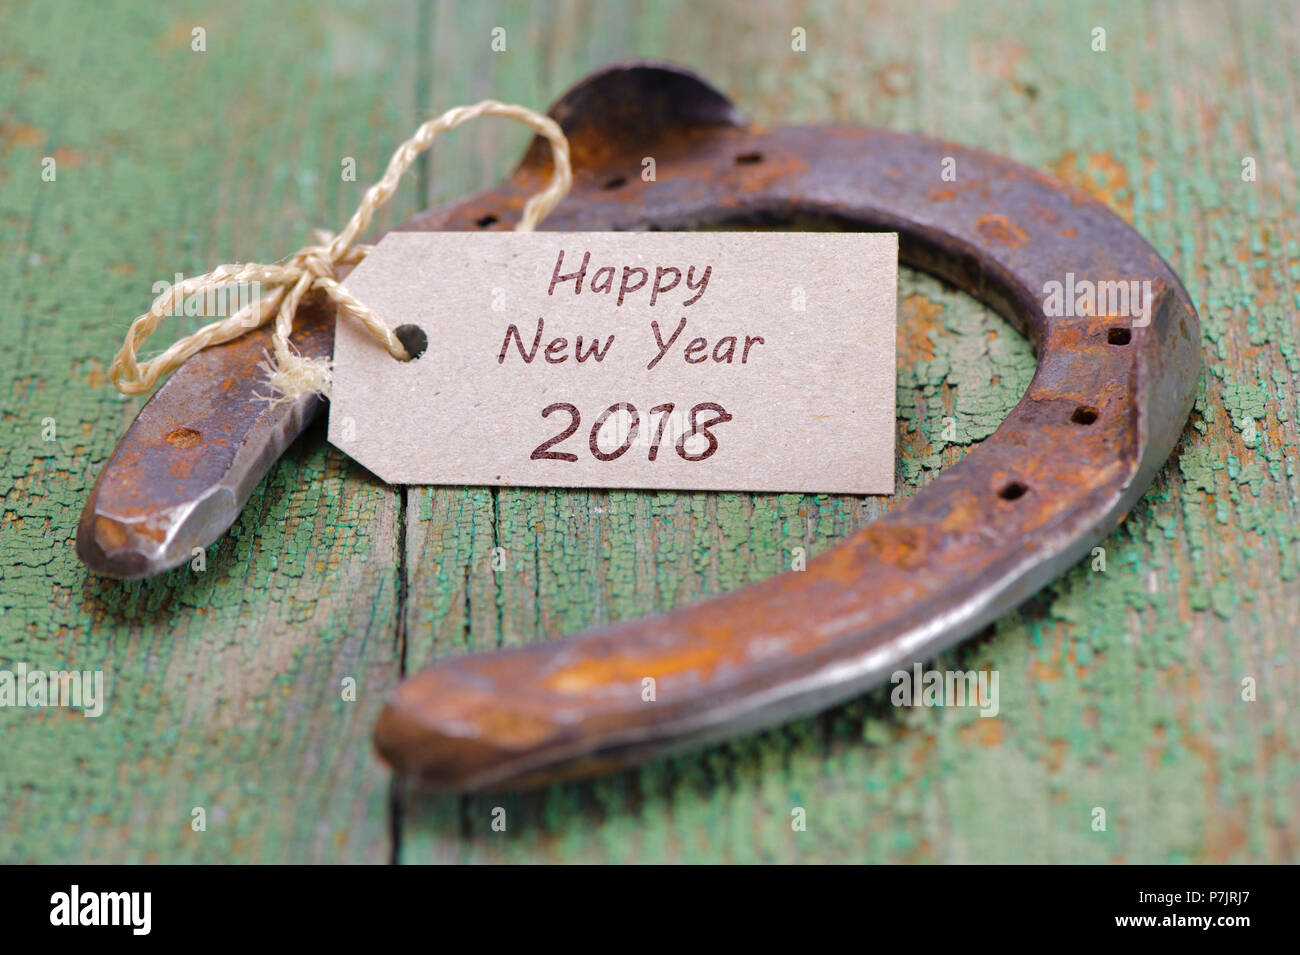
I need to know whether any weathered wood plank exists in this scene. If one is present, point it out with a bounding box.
[1,0,1296,864]
[397,0,1299,863]
[0,0,423,863]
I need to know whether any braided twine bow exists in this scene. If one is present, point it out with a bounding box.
[108,101,573,401]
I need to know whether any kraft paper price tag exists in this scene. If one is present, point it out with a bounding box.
[329,232,896,494]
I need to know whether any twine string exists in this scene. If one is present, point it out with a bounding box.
[107,101,572,400]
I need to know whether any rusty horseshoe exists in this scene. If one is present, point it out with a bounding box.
[78,63,1201,791]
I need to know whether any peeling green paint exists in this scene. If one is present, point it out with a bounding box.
[1,0,1296,864]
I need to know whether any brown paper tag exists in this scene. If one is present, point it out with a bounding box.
[328,231,896,494]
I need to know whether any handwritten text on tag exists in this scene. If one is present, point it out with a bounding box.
[328,232,896,494]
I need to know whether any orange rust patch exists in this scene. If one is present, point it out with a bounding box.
[1051,150,1133,221]
[1203,801,1249,862]
[52,146,85,169]
[975,214,1028,248]
[1027,203,1060,225]
[0,122,44,147]
[165,427,202,449]
[94,516,127,550]
[1032,659,1064,682]
[900,294,944,364]
[95,514,164,546]
[938,494,985,533]
[926,187,957,202]
[857,523,928,570]
[546,644,729,694]
[1046,738,1067,772]
[960,717,1004,746]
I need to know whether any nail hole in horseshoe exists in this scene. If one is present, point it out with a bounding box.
[602,175,627,190]
[1070,406,1099,425]
[735,152,763,165]
[394,324,428,360]
[474,214,499,228]
[998,481,1028,501]
[1107,327,1131,345]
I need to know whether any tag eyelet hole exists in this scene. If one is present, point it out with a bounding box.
[1070,406,1099,426]
[735,152,763,165]
[394,324,428,360]
[474,214,499,228]
[602,175,627,190]
[998,481,1028,501]
[1107,327,1131,345]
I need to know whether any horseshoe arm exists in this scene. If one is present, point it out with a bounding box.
[374,64,1201,789]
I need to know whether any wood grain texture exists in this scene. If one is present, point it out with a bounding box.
[0,0,420,863]
[2,0,1296,863]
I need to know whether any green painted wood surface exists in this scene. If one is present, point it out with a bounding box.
[1,0,1296,863]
